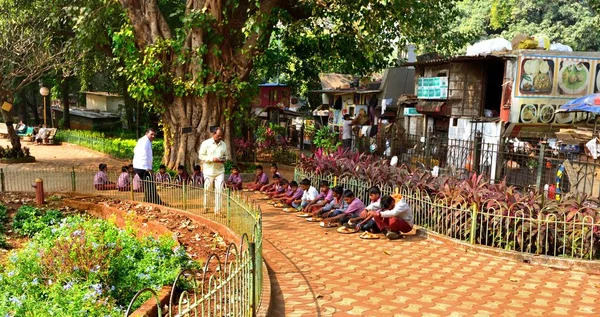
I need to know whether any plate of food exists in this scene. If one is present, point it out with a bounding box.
[306,217,323,222]
[273,203,284,208]
[538,104,555,124]
[319,221,339,228]
[359,232,380,239]
[520,104,537,123]
[267,201,276,205]
[242,189,251,192]
[283,207,295,213]
[555,111,575,124]
[337,226,359,234]
[521,59,553,94]
[296,213,311,218]
[559,61,589,95]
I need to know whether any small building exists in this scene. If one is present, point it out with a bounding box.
[83,91,125,113]
[52,107,122,132]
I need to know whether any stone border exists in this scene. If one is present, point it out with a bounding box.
[420,227,600,273]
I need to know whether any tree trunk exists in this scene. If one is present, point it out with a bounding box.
[60,77,71,129]
[161,94,234,170]
[0,95,23,152]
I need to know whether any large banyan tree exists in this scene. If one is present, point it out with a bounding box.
[116,0,459,168]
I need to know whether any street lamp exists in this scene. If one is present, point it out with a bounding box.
[39,87,49,126]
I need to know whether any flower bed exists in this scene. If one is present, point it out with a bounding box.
[297,149,600,260]
[0,194,228,316]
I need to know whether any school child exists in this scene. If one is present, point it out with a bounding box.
[226,166,243,190]
[313,185,347,217]
[303,180,333,213]
[371,194,414,240]
[291,178,318,209]
[281,181,303,206]
[246,165,268,191]
[322,189,365,225]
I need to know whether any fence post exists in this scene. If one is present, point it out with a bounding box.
[535,142,546,191]
[494,135,506,182]
[71,167,76,192]
[227,188,231,228]
[473,132,482,174]
[0,168,5,192]
[249,242,257,317]
[130,172,135,201]
[182,182,187,210]
[333,176,337,187]
[470,203,478,244]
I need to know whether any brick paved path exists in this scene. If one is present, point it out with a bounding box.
[256,194,600,316]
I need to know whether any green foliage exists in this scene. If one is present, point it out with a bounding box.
[56,130,164,168]
[0,204,7,233]
[13,205,63,237]
[312,127,341,154]
[0,234,8,249]
[446,0,600,54]
[0,216,194,316]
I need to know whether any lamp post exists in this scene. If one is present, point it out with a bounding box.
[39,87,49,126]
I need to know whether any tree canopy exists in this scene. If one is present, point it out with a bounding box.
[447,0,600,54]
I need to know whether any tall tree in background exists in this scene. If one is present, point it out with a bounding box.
[0,0,71,153]
[114,0,460,168]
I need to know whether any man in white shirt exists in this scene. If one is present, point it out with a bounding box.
[133,128,163,205]
[372,194,414,240]
[342,114,353,150]
[198,127,227,214]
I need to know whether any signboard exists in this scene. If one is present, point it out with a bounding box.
[403,107,422,116]
[512,53,600,124]
[417,77,448,99]
[1,102,12,112]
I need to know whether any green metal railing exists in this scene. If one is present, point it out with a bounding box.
[294,169,600,260]
[0,167,263,316]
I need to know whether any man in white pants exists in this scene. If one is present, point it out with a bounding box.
[198,127,227,213]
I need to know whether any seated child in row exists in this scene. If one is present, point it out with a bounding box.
[191,165,203,186]
[117,166,143,192]
[312,185,347,217]
[350,186,382,232]
[322,189,365,225]
[370,194,414,240]
[260,163,281,192]
[227,166,243,190]
[265,175,287,197]
[94,163,117,190]
[303,181,333,214]
[246,165,268,191]
[155,164,172,183]
[279,181,303,206]
[291,178,318,209]
[175,165,189,185]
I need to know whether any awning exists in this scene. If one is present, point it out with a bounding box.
[416,101,447,115]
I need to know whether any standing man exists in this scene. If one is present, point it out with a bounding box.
[133,128,163,205]
[199,126,227,214]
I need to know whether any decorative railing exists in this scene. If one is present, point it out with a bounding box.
[0,167,263,316]
[295,169,600,260]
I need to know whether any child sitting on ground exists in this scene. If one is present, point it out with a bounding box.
[127,164,143,192]
[94,163,117,190]
[175,165,189,185]
[155,164,172,183]
[190,165,204,186]
[322,189,365,226]
[260,163,281,192]
[226,166,243,190]
[370,194,414,240]
[246,165,268,191]
[117,166,130,191]
[303,180,333,214]
[270,179,289,198]
[281,181,303,206]
[264,175,284,196]
[350,186,382,231]
[313,185,347,217]
[292,178,319,209]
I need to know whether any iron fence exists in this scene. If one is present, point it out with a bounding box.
[0,167,263,316]
[295,169,600,260]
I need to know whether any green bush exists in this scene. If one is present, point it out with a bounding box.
[0,234,8,249]
[0,216,194,316]
[56,130,164,165]
[13,205,63,237]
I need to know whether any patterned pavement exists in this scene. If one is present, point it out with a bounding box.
[255,193,600,316]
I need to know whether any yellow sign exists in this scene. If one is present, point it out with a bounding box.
[1,102,12,112]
